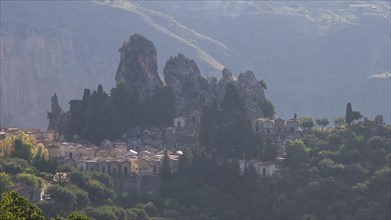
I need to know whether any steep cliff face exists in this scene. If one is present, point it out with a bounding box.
[163,53,207,114]
[1,25,75,129]
[237,71,266,119]
[116,34,162,98]
[0,23,115,128]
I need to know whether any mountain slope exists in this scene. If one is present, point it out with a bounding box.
[0,0,389,128]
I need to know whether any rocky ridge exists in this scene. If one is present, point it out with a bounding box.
[163,53,267,119]
[46,34,269,131]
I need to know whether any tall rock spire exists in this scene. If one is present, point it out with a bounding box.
[115,33,162,98]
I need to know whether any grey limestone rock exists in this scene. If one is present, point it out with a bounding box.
[237,70,266,119]
[163,53,205,114]
[164,54,267,119]
[115,34,162,98]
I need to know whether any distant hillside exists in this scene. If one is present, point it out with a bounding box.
[1,1,390,128]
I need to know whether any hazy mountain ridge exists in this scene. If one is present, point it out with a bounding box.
[0,1,389,128]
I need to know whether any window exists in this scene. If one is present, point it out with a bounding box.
[263,168,266,176]
[177,121,181,127]
[124,167,128,175]
[69,152,73,158]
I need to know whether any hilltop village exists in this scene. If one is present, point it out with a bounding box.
[43,35,288,180]
[1,110,301,192]
[1,33,389,220]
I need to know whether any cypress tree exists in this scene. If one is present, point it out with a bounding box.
[345,103,353,125]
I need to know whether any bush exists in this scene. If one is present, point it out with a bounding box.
[15,173,44,189]
[129,207,150,220]
[69,171,90,188]
[0,172,13,194]
[86,205,127,220]
[92,172,114,189]
[46,185,77,212]
[85,180,116,205]
[0,158,29,175]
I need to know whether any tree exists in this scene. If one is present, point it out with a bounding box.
[33,144,56,173]
[0,191,45,220]
[300,116,315,129]
[67,212,90,220]
[346,103,354,125]
[67,99,86,137]
[0,172,12,194]
[69,171,90,188]
[200,83,257,159]
[284,140,309,168]
[221,83,246,114]
[85,85,120,144]
[12,132,34,162]
[199,100,218,147]
[160,150,172,196]
[46,185,77,213]
[315,118,329,131]
[110,84,133,134]
[260,99,276,119]
[258,80,267,89]
[263,137,277,161]
[85,179,116,206]
[16,173,43,190]
[346,103,362,125]
[152,86,176,127]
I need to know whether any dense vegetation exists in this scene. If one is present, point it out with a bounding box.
[164,119,390,219]
[1,78,389,219]
[2,118,389,219]
[66,84,175,144]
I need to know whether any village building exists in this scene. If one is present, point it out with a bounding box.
[96,149,109,157]
[0,131,6,139]
[137,157,155,175]
[252,118,265,134]
[166,127,176,136]
[46,144,61,159]
[251,114,301,139]
[273,118,286,135]
[76,159,87,171]
[9,183,41,203]
[239,160,279,177]
[174,116,187,128]
[257,161,279,177]
[109,148,125,157]
[375,115,384,124]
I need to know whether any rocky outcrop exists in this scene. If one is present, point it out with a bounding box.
[115,34,162,98]
[217,69,266,119]
[48,94,67,133]
[237,71,266,119]
[164,54,266,119]
[163,53,217,115]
